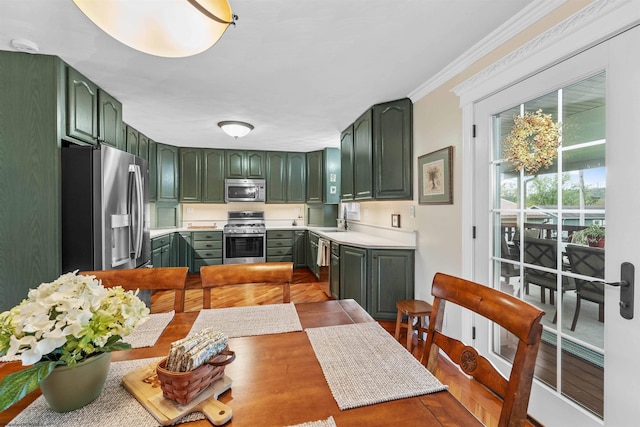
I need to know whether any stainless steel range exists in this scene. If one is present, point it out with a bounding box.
[223,211,266,264]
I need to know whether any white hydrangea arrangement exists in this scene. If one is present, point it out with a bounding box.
[0,271,150,411]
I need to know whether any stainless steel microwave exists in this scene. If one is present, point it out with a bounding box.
[225,179,266,202]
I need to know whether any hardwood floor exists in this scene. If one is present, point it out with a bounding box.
[150,268,538,427]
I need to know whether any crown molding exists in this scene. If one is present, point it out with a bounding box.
[407,0,565,102]
[453,0,637,104]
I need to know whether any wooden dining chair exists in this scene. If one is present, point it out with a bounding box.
[200,262,293,308]
[79,267,189,312]
[422,273,544,427]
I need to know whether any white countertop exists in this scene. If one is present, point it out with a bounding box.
[151,225,416,250]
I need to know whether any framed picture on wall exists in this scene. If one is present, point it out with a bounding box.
[418,146,453,205]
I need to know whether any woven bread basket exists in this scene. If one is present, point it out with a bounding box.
[156,347,235,405]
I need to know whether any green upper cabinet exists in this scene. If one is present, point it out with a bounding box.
[373,98,412,200]
[267,151,306,204]
[66,66,123,149]
[125,125,139,156]
[202,149,225,203]
[66,67,98,145]
[266,151,287,203]
[138,132,150,161]
[286,152,306,203]
[307,148,340,204]
[353,109,373,200]
[225,150,265,179]
[149,140,157,201]
[179,148,225,203]
[97,89,123,150]
[306,150,323,203]
[266,151,307,203]
[179,148,201,202]
[341,98,413,201]
[340,125,354,200]
[156,143,179,202]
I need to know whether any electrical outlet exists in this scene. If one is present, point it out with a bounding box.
[409,205,415,218]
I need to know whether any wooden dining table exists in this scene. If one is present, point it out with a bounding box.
[0,300,483,426]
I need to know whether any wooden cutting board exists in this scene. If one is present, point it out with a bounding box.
[122,361,233,426]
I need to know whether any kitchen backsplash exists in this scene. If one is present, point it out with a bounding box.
[180,203,306,228]
[176,200,417,231]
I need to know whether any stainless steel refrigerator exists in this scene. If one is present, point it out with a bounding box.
[61,144,150,273]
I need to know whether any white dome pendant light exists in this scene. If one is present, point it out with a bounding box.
[72,0,237,58]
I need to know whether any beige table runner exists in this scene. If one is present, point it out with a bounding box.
[189,303,303,338]
[305,322,447,410]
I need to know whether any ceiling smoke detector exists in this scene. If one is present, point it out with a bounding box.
[11,38,40,54]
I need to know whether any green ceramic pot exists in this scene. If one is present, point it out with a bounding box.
[39,352,111,412]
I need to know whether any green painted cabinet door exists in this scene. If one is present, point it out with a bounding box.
[266,151,287,203]
[369,249,415,320]
[225,150,265,179]
[149,140,157,201]
[340,125,354,200]
[373,98,412,200]
[330,243,340,299]
[246,151,265,179]
[152,246,163,268]
[138,133,150,161]
[293,230,307,268]
[202,149,225,203]
[225,150,244,179]
[177,232,192,271]
[97,89,123,149]
[179,148,202,202]
[306,150,323,203]
[287,152,306,203]
[157,143,179,202]
[66,67,98,144]
[353,109,373,200]
[126,125,139,156]
[339,246,367,308]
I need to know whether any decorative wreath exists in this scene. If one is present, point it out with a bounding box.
[503,109,561,174]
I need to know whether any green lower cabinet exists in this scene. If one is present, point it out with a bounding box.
[177,232,193,272]
[368,249,415,320]
[151,234,173,267]
[339,245,414,320]
[192,231,222,272]
[339,246,367,306]
[266,230,294,262]
[307,232,320,278]
[293,230,307,268]
[330,243,340,299]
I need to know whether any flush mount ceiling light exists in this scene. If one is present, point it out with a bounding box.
[72,0,237,58]
[218,121,254,139]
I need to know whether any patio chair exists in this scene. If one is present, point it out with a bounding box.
[80,267,189,312]
[422,273,544,427]
[523,237,572,306]
[500,236,520,284]
[565,244,605,331]
[200,262,293,308]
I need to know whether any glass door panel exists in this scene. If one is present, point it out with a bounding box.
[489,72,605,417]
